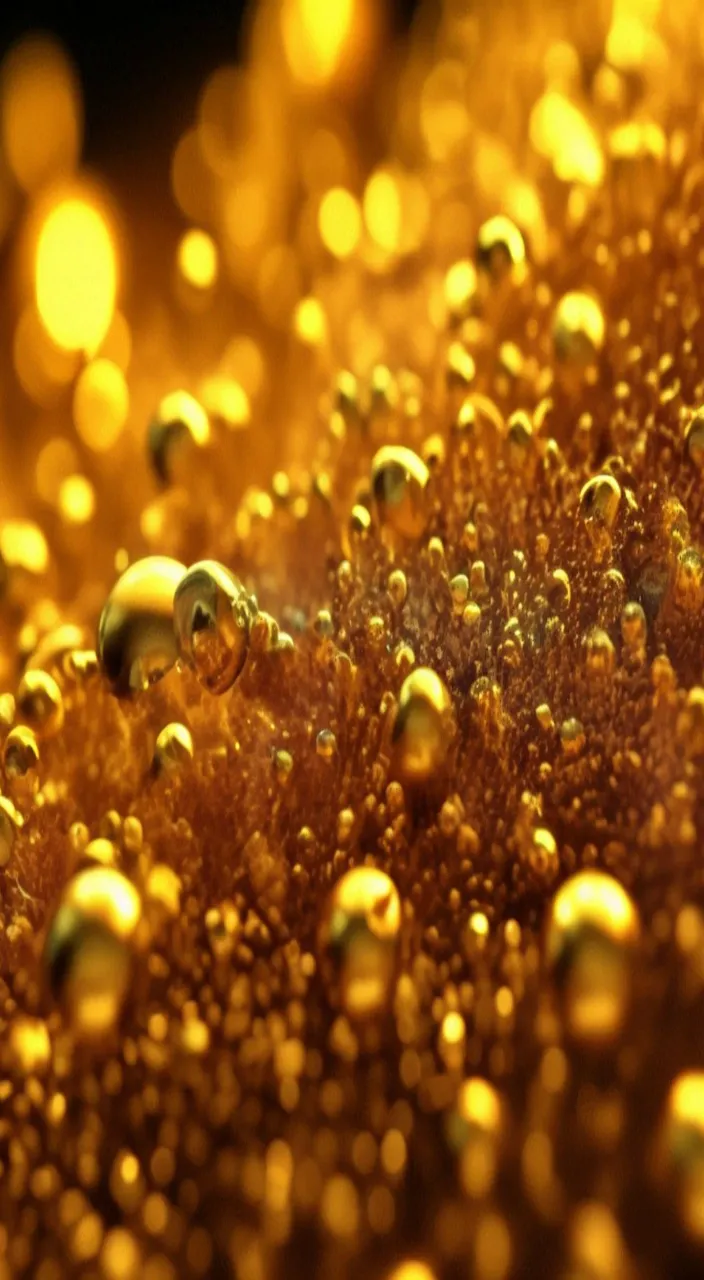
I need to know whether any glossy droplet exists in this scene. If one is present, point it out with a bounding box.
[44,866,142,1041]
[371,446,430,540]
[392,668,453,785]
[148,390,210,484]
[476,215,526,283]
[545,870,640,1046]
[316,728,337,759]
[97,556,186,695]
[16,668,64,739]
[173,560,256,694]
[319,866,401,1020]
[553,291,605,369]
[582,626,615,676]
[153,722,194,774]
[444,258,477,325]
[4,724,40,777]
[655,1071,704,1245]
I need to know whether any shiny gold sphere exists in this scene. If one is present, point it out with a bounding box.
[318,866,402,1020]
[97,556,186,695]
[392,667,453,785]
[173,559,256,694]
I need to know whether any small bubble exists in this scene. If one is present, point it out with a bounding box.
[685,410,704,468]
[44,866,142,1040]
[392,668,453,785]
[153,722,194,774]
[319,866,401,1020]
[655,1071,704,1245]
[545,870,640,1046]
[316,729,337,759]
[173,560,256,694]
[582,626,615,676]
[553,291,605,371]
[579,473,621,530]
[97,556,186,695]
[371,446,430,541]
[560,718,585,756]
[4,724,40,777]
[476,215,527,283]
[16,668,64,739]
[148,391,210,484]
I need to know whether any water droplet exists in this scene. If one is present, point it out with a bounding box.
[553,291,605,371]
[153,722,194,774]
[476,215,526,283]
[4,724,40,777]
[97,556,186,695]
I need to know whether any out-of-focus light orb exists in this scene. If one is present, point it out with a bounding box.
[319,187,361,259]
[73,359,129,452]
[177,228,219,290]
[364,169,402,254]
[59,475,95,525]
[282,0,355,86]
[36,197,117,353]
[1,36,82,193]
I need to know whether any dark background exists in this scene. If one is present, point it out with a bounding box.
[0,0,420,175]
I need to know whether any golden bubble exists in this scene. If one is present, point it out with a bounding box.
[316,728,337,759]
[1,518,49,582]
[80,837,119,870]
[36,197,117,354]
[44,866,142,1040]
[4,724,40,777]
[392,668,453,785]
[553,292,605,370]
[545,870,640,1046]
[582,626,615,676]
[153,723,194,775]
[579,474,621,530]
[319,866,402,1020]
[16,669,64,740]
[177,228,219,290]
[371,446,430,541]
[655,1071,704,1245]
[1,36,82,192]
[73,359,129,452]
[0,795,23,867]
[97,556,187,696]
[476,215,526,283]
[444,258,477,325]
[173,560,256,694]
[148,391,210,484]
[58,475,95,525]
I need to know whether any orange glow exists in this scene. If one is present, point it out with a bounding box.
[177,228,219,289]
[1,36,82,192]
[73,360,129,452]
[282,0,355,86]
[319,187,361,259]
[36,198,117,353]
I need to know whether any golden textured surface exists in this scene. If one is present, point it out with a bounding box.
[2,0,704,1276]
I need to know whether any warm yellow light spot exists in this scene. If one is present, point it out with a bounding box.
[59,475,95,525]
[0,520,49,576]
[13,305,79,404]
[387,1263,436,1280]
[177,228,219,289]
[530,92,604,187]
[364,169,402,253]
[293,296,328,346]
[319,187,361,259]
[36,198,117,353]
[199,375,250,429]
[1,36,82,192]
[282,0,355,86]
[73,359,129,452]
